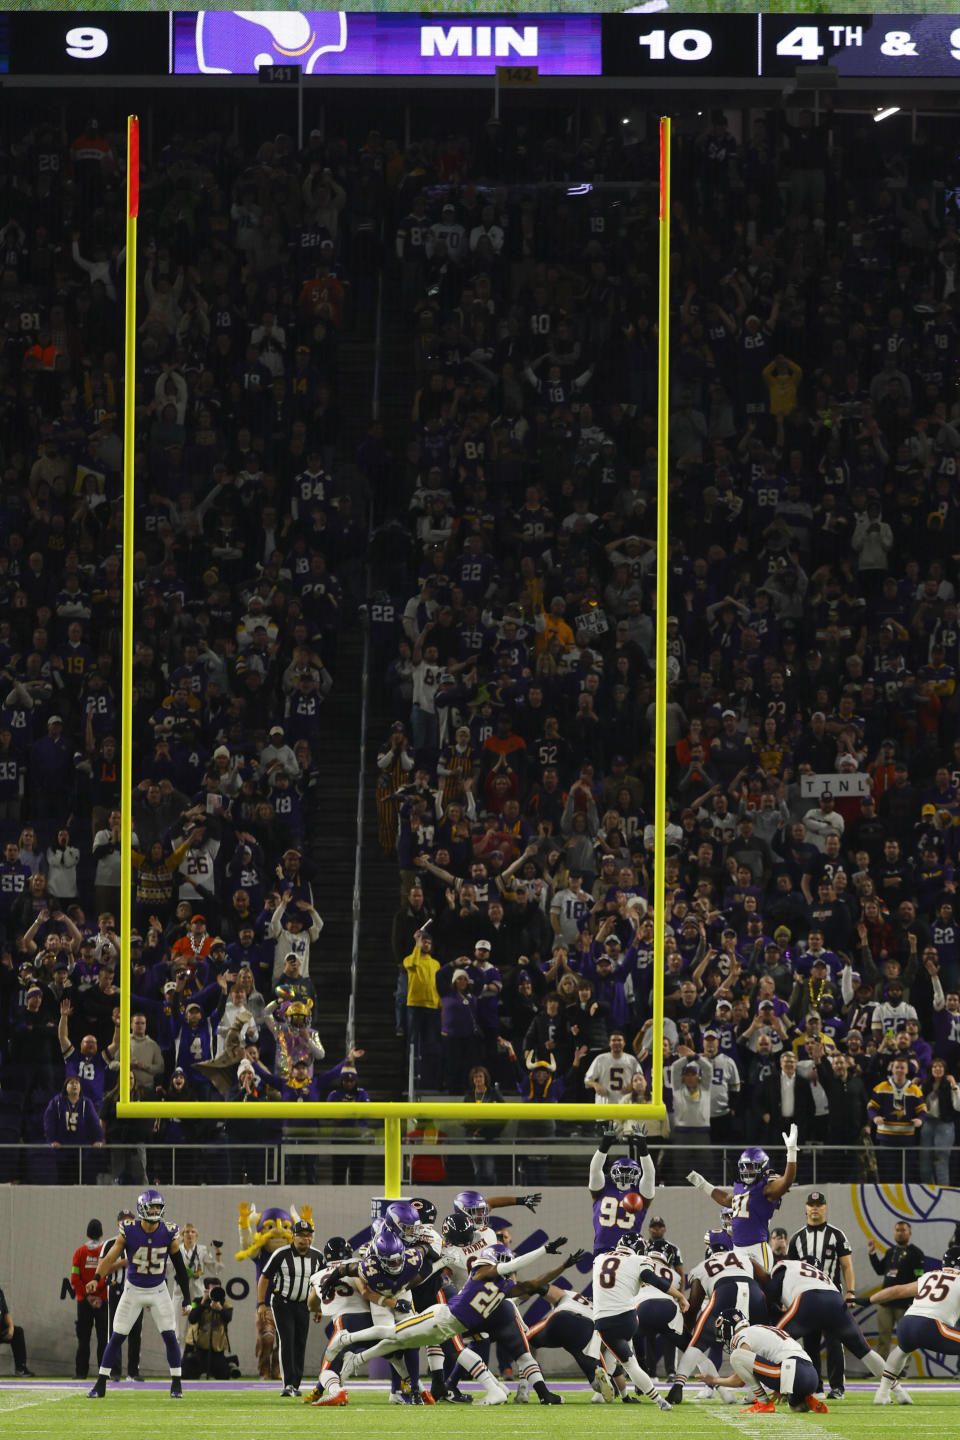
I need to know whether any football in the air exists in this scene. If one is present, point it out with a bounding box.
[623,1192,643,1212]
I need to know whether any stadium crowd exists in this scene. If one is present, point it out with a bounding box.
[0,96,958,1185]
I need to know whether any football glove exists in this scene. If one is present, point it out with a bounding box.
[686,1171,714,1195]
[630,1124,649,1159]
[564,1248,587,1269]
[544,1235,568,1255]
[781,1123,798,1163]
[517,1193,542,1212]
[598,1132,617,1155]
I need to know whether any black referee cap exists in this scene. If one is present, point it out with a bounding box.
[806,1191,827,1205]
[292,1219,315,1236]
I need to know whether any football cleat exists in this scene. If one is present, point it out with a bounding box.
[339,1351,358,1381]
[86,1379,106,1400]
[325,1329,347,1359]
[538,1390,563,1404]
[302,1387,322,1404]
[513,1381,529,1404]
[591,1392,606,1404]
[805,1395,829,1413]
[893,1384,913,1405]
[717,1387,741,1405]
[621,1393,642,1404]
[441,1388,472,1403]
[478,1386,509,1406]
[654,1396,672,1411]
[591,1368,615,1403]
[313,1390,348,1406]
[170,1378,183,1399]
[742,1401,776,1413]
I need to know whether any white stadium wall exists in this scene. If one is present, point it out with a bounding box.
[2,1183,958,1377]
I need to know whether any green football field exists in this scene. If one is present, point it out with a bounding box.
[3,1382,959,1437]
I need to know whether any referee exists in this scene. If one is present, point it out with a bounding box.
[787,1191,855,1400]
[257,1219,324,1397]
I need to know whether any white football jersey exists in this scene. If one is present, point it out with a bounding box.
[733,1323,808,1364]
[773,1259,836,1306]
[907,1267,960,1326]
[310,1264,368,1319]
[635,1256,684,1335]
[555,1290,593,1319]
[442,1232,494,1290]
[592,1248,653,1320]
[688,1248,753,1297]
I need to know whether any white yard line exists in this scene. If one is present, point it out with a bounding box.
[0,1387,76,1415]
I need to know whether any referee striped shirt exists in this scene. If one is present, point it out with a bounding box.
[786,1222,851,1289]
[261,1244,324,1304]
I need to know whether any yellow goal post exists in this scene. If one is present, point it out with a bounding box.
[117,116,674,1197]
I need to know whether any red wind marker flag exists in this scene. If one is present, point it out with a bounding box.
[127,116,140,219]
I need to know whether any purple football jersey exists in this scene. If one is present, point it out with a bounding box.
[121,1217,180,1289]
[358,1246,424,1298]
[592,1177,641,1255]
[731,1181,780,1246]
[448,1267,514,1329]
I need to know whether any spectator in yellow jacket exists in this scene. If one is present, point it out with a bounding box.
[404,925,441,1088]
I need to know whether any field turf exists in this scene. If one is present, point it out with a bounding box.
[3,1380,958,1438]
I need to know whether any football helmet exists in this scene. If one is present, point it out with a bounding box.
[617,1234,647,1256]
[384,1201,421,1245]
[737,1147,771,1185]
[372,1228,406,1276]
[719,1206,734,1232]
[478,1243,511,1266]
[942,1244,960,1269]
[136,1188,165,1221]
[411,1197,438,1227]
[323,1236,352,1263]
[715,1309,748,1349]
[610,1159,642,1192]
[441,1212,476,1247]
[285,1002,310,1025]
[705,1239,732,1257]
[454,1189,488,1226]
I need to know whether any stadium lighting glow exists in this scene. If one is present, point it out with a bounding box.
[873,105,901,123]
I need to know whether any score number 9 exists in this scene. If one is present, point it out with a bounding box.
[65,27,109,60]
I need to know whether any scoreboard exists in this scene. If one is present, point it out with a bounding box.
[604,13,960,79]
[2,11,960,80]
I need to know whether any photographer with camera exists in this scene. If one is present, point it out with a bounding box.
[174,1223,224,1342]
[182,1279,237,1380]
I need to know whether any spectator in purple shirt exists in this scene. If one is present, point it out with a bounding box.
[43,1076,105,1184]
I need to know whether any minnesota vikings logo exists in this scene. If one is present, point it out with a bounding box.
[197,11,348,75]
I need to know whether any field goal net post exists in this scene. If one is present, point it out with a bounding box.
[118,115,674,1195]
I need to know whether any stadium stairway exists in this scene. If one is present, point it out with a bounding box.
[309,626,363,1065]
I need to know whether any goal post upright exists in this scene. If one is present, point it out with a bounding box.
[118,119,675,1195]
[652,114,671,1117]
[120,114,139,1110]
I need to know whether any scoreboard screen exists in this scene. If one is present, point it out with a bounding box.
[2,10,960,80]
